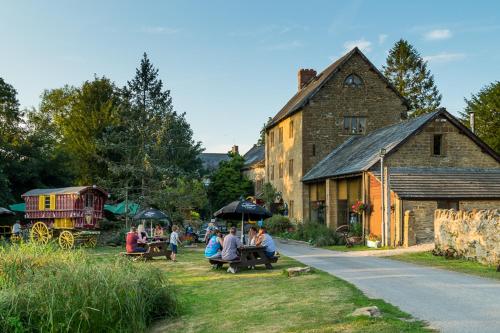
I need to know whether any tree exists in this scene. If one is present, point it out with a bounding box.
[207,153,253,210]
[460,81,500,153]
[261,182,278,210]
[99,53,202,206]
[40,77,120,184]
[257,117,272,146]
[383,39,442,117]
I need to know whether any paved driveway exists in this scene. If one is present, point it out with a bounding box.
[277,240,500,333]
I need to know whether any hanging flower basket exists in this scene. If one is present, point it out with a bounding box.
[351,201,366,214]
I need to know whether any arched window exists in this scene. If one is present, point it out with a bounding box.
[344,74,363,88]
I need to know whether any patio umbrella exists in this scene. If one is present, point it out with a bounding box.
[213,200,272,243]
[133,208,171,238]
[0,207,15,216]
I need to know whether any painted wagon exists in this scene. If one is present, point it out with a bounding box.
[22,186,107,249]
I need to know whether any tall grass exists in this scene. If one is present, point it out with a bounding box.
[0,243,178,333]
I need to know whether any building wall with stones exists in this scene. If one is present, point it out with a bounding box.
[459,200,500,211]
[402,200,437,243]
[243,163,266,195]
[434,209,500,266]
[384,115,500,169]
[265,112,304,221]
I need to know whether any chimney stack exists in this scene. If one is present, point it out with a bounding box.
[231,145,239,155]
[469,111,475,134]
[298,69,317,90]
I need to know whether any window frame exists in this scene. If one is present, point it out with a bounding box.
[85,193,94,208]
[432,134,444,156]
[343,74,363,88]
[342,116,367,135]
[289,120,294,138]
[278,127,283,143]
[289,159,294,176]
[269,131,275,147]
[44,196,51,210]
[279,162,283,178]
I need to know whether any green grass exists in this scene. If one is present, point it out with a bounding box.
[388,251,500,281]
[144,245,430,333]
[323,245,393,252]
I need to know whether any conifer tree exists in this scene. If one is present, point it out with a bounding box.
[383,39,442,117]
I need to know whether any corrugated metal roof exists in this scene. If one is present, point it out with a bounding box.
[243,145,265,168]
[23,186,94,196]
[267,47,408,129]
[302,110,439,182]
[371,168,500,199]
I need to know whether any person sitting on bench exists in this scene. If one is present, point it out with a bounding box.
[256,227,276,258]
[126,227,147,253]
[221,227,241,261]
[205,229,223,259]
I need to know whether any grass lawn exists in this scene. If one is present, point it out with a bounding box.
[88,245,431,333]
[323,245,393,252]
[388,251,500,281]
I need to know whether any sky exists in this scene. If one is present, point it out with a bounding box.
[1,1,499,154]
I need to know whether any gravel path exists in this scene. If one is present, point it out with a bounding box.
[277,240,500,333]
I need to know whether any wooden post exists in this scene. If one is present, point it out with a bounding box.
[384,167,391,247]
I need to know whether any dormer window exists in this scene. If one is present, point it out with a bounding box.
[344,74,363,88]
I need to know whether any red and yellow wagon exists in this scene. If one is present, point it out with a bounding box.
[22,186,107,249]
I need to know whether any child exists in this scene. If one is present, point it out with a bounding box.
[170,225,182,261]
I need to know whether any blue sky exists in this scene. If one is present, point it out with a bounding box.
[1,1,499,153]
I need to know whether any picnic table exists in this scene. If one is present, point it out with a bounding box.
[121,241,171,261]
[208,245,279,273]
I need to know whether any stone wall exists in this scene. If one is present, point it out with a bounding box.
[434,209,500,266]
[402,200,437,243]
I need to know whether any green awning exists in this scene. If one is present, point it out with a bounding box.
[104,201,140,216]
[9,203,25,213]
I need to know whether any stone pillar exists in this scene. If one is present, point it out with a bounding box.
[403,210,416,247]
[325,179,338,229]
[302,184,310,222]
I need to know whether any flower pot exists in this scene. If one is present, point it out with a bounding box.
[366,239,381,248]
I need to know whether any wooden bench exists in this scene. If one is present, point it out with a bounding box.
[208,246,279,273]
[121,241,172,261]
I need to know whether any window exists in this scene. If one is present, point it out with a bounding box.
[437,200,459,210]
[343,117,366,135]
[255,179,264,194]
[269,131,275,147]
[289,121,294,138]
[279,162,283,178]
[289,159,294,176]
[44,196,51,209]
[289,200,294,217]
[270,165,275,180]
[312,144,316,156]
[344,74,363,87]
[433,134,443,156]
[278,127,283,143]
[85,193,94,208]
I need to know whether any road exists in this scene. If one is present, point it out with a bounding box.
[277,240,500,333]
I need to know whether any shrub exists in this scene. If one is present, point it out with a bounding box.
[287,221,339,246]
[265,215,292,235]
[0,243,178,333]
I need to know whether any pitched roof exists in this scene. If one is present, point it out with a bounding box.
[22,186,107,196]
[199,153,231,171]
[267,47,408,129]
[302,109,500,182]
[243,145,265,169]
[371,168,500,199]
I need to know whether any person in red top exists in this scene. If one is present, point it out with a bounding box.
[126,226,146,253]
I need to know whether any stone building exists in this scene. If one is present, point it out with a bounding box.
[242,145,265,196]
[302,109,500,245]
[265,47,408,221]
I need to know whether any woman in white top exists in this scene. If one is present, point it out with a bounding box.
[247,226,258,246]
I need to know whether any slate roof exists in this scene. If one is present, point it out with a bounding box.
[22,186,107,196]
[243,145,265,169]
[267,47,408,129]
[302,109,500,183]
[199,153,230,171]
[371,168,500,199]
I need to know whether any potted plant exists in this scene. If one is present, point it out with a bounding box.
[366,233,381,248]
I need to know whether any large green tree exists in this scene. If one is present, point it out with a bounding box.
[39,77,120,184]
[207,153,253,210]
[100,53,202,205]
[383,39,442,117]
[460,81,500,153]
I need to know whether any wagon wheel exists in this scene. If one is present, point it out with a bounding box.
[58,230,75,250]
[83,236,97,248]
[30,222,50,245]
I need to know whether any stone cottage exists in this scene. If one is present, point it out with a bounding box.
[242,145,265,196]
[302,109,500,245]
[265,47,408,221]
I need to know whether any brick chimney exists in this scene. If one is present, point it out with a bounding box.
[231,145,239,155]
[298,69,317,90]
